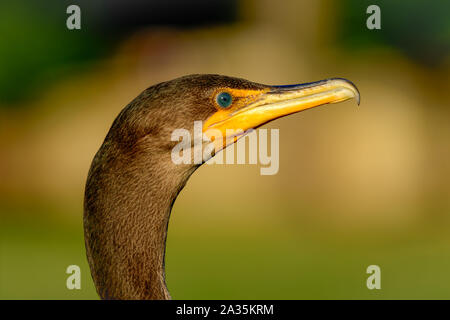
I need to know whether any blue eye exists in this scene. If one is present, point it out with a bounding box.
[216,92,232,108]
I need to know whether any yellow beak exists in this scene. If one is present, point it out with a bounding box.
[203,78,360,148]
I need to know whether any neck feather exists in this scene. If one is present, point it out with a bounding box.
[84,140,195,300]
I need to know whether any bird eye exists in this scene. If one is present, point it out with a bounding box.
[216,92,232,108]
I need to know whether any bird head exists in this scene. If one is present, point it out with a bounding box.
[109,74,359,164]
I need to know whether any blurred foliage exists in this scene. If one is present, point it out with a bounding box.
[3,207,450,299]
[0,1,113,105]
[0,0,237,106]
[1,0,448,105]
[338,0,450,67]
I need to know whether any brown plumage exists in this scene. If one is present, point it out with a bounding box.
[84,74,359,299]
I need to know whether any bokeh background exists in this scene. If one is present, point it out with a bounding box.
[1,0,449,299]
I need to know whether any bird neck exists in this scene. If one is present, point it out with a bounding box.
[84,142,196,300]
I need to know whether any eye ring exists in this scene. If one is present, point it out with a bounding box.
[216,92,233,108]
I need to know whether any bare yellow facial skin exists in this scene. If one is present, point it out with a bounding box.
[205,87,269,127]
[203,78,360,151]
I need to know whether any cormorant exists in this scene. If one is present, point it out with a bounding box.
[84,74,359,299]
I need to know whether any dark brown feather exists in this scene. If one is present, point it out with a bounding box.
[84,74,267,299]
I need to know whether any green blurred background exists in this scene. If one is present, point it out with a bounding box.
[1,0,449,299]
